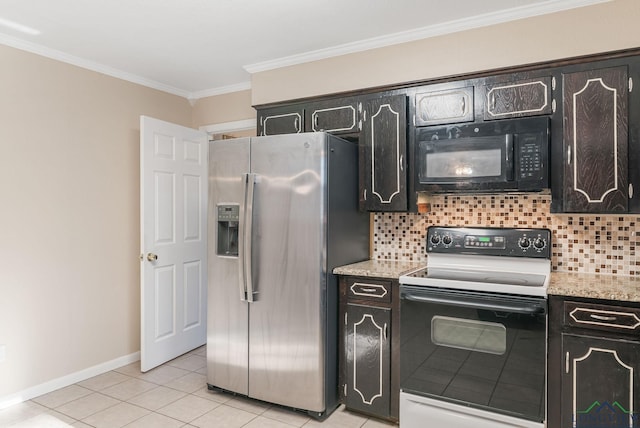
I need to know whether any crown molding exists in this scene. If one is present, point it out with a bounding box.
[1,32,252,101]
[1,0,610,99]
[0,33,192,98]
[244,0,611,74]
[189,81,252,101]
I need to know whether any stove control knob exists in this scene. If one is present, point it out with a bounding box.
[442,235,452,245]
[518,237,531,249]
[430,235,440,245]
[533,238,546,249]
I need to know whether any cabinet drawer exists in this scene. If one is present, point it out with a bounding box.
[564,301,640,333]
[346,278,392,303]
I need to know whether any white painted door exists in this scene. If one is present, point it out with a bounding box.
[140,116,208,372]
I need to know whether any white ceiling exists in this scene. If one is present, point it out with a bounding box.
[0,0,607,100]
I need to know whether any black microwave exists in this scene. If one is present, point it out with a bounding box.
[415,117,550,193]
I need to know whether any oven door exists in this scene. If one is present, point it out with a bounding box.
[400,285,547,423]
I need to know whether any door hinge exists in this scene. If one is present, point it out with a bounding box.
[344,383,347,397]
[344,312,348,325]
[565,352,570,374]
[630,77,634,92]
[552,99,556,113]
[552,76,556,91]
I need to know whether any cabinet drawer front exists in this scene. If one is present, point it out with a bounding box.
[415,86,474,126]
[347,279,392,303]
[565,301,640,333]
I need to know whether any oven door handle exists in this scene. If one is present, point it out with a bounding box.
[403,292,545,315]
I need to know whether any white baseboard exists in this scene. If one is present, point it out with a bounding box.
[0,351,141,410]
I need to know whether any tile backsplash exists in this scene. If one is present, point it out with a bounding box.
[372,194,639,276]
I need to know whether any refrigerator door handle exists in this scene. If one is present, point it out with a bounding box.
[244,173,257,302]
[238,173,249,301]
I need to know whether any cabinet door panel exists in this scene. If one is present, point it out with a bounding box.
[306,99,359,134]
[562,334,640,428]
[360,94,407,211]
[415,86,474,126]
[484,77,553,120]
[345,303,391,417]
[258,107,304,136]
[562,66,628,212]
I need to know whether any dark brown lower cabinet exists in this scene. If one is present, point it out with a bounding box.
[549,296,640,428]
[562,334,640,428]
[338,276,399,421]
[345,303,391,417]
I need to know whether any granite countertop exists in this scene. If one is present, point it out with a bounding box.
[334,261,640,302]
[333,259,424,279]
[549,271,640,302]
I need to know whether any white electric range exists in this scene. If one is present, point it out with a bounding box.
[399,226,551,428]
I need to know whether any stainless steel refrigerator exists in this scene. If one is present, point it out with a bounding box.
[206,132,369,419]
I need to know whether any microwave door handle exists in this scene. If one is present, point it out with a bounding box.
[403,292,544,315]
[505,134,514,181]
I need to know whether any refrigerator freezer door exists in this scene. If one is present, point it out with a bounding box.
[207,138,250,395]
[248,133,327,412]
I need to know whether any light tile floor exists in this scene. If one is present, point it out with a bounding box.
[0,346,396,428]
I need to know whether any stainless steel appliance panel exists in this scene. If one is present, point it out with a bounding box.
[247,133,327,412]
[207,138,250,395]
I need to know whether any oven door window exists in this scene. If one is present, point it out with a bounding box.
[418,134,514,184]
[432,316,506,355]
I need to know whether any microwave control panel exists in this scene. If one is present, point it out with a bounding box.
[518,134,544,180]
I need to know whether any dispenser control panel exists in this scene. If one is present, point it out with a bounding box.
[217,204,239,257]
[217,205,239,222]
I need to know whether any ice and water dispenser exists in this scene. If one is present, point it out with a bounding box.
[216,204,239,257]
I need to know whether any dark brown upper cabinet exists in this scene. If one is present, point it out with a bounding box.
[414,85,474,126]
[561,66,629,212]
[483,76,554,120]
[360,94,408,211]
[257,105,304,136]
[305,98,359,135]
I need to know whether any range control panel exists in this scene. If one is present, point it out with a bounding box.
[427,226,551,258]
